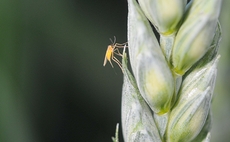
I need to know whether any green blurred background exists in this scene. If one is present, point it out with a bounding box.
[0,0,229,142]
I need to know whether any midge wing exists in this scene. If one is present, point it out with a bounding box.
[103,46,114,68]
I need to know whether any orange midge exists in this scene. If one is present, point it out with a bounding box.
[103,36,127,71]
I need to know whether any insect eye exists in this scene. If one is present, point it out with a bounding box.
[108,45,114,50]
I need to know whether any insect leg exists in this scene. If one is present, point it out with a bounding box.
[112,56,123,72]
[113,48,123,57]
[114,42,128,48]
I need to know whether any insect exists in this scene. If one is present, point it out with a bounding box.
[103,36,127,71]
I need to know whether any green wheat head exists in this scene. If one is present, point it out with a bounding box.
[112,0,222,142]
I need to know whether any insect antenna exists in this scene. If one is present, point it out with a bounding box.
[109,36,116,45]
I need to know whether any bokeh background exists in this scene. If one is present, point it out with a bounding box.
[0,0,229,142]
